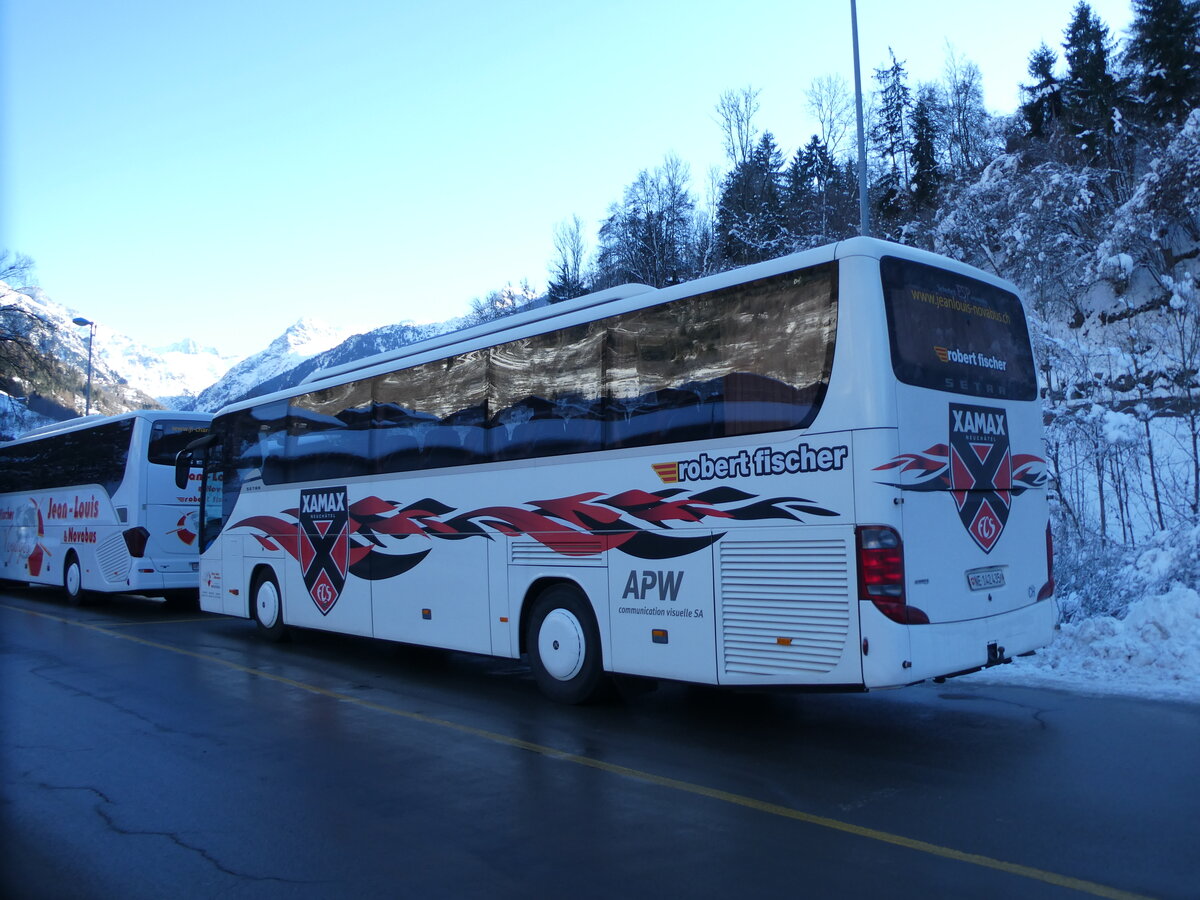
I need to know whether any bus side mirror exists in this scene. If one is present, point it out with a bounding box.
[176,432,216,490]
[174,449,193,490]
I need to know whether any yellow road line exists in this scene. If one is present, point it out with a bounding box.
[103,616,214,627]
[1,601,1154,900]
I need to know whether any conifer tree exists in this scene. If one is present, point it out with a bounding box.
[784,136,832,238]
[715,132,787,266]
[871,50,912,189]
[1125,0,1200,124]
[1020,43,1064,139]
[909,85,943,210]
[1060,2,1122,156]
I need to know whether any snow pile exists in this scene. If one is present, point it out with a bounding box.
[975,586,1200,702]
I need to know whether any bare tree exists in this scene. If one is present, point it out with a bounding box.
[547,215,588,303]
[942,46,993,175]
[596,154,697,289]
[1,301,52,387]
[467,281,538,325]
[806,74,855,159]
[714,86,761,167]
[0,249,35,288]
[0,250,49,380]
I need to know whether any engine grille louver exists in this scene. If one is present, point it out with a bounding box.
[719,538,850,675]
[509,539,604,567]
[97,533,132,583]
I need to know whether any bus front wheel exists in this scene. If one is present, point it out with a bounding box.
[525,584,606,704]
[251,570,288,642]
[63,552,84,605]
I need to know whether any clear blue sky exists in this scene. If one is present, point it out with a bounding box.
[2,0,1134,357]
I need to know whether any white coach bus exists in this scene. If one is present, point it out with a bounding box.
[178,237,1055,702]
[0,411,210,602]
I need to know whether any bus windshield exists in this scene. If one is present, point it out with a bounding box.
[880,255,1037,401]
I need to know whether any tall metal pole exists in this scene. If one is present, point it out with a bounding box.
[72,316,95,415]
[85,323,94,415]
[851,0,870,237]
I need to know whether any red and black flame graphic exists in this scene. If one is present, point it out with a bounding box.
[232,486,837,592]
[298,487,350,615]
[874,403,1046,554]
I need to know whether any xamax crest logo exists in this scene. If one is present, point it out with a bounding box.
[948,403,1012,552]
[875,404,1047,555]
[298,487,349,615]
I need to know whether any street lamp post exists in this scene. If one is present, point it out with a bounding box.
[72,316,96,416]
[850,0,870,238]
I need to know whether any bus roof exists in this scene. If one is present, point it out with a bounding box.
[4,410,210,447]
[215,236,1019,419]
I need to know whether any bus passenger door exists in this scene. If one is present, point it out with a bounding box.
[222,534,245,616]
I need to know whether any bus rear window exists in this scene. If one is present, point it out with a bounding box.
[880,256,1036,401]
[148,421,209,466]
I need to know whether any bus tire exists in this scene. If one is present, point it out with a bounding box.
[525,584,606,704]
[63,552,85,605]
[251,569,288,642]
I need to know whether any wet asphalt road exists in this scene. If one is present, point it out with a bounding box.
[1,587,1197,900]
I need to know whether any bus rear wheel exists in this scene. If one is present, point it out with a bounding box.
[251,570,288,642]
[63,552,85,605]
[525,584,606,704]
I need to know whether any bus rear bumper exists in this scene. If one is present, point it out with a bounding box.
[865,598,1058,689]
[125,565,200,595]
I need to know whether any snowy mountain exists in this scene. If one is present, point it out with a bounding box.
[0,273,473,440]
[92,331,242,408]
[0,282,238,408]
[185,317,474,412]
[186,317,356,412]
[211,317,469,407]
[0,281,164,433]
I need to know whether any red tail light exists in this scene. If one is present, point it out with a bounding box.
[1036,522,1055,602]
[856,525,929,625]
[123,526,150,558]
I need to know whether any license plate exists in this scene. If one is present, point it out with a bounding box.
[967,567,1005,591]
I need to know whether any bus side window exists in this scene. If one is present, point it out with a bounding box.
[373,349,489,474]
[287,382,372,481]
[489,322,604,460]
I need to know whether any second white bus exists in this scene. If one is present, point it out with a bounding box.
[1,411,210,603]
[180,237,1055,701]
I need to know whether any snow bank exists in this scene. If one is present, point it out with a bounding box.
[973,586,1200,702]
